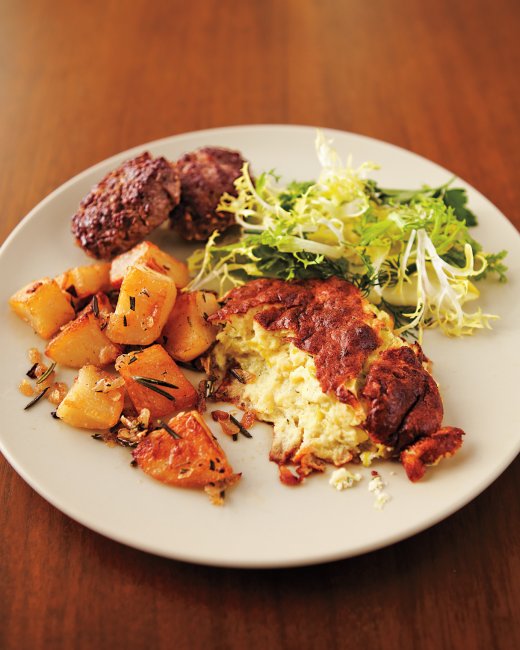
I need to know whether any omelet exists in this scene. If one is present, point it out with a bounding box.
[209,277,464,483]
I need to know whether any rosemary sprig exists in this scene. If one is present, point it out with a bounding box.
[36,362,56,385]
[230,368,247,384]
[92,294,99,317]
[133,376,179,389]
[134,377,176,400]
[24,387,49,410]
[229,414,253,439]
[159,420,182,439]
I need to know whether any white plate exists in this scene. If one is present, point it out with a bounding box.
[1,125,519,568]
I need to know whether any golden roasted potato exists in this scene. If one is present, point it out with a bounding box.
[56,365,125,429]
[45,293,122,368]
[161,291,219,362]
[110,241,190,289]
[133,410,241,501]
[116,344,197,418]
[9,277,75,339]
[55,263,110,301]
[106,264,177,345]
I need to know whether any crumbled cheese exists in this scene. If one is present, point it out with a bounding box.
[329,468,362,490]
[368,473,391,510]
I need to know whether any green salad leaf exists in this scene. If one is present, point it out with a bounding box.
[188,132,507,338]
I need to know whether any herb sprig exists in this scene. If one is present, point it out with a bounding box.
[134,376,178,400]
[188,132,507,338]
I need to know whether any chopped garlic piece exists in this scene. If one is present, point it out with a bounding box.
[93,376,125,393]
[137,408,150,429]
[28,348,42,365]
[329,468,362,491]
[19,378,34,397]
[48,382,68,405]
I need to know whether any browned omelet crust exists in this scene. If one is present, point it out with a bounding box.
[211,276,465,481]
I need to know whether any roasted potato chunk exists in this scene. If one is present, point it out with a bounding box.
[110,241,190,289]
[45,293,122,368]
[161,291,219,362]
[116,344,197,417]
[9,277,75,339]
[56,365,124,429]
[133,410,240,503]
[55,263,111,301]
[106,264,176,345]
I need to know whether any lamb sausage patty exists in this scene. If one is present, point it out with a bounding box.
[71,152,180,260]
[170,146,248,241]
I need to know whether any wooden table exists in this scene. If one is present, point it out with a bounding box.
[1,1,518,648]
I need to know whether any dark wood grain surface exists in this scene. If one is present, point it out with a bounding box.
[1,1,518,648]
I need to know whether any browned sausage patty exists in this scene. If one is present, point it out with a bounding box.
[71,152,180,260]
[171,146,248,241]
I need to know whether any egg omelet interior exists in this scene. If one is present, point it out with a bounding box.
[213,308,403,467]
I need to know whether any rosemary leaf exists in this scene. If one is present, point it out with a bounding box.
[159,420,182,439]
[24,387,49,410]
[229,414,253,439]
[134,377,175,400]
[133,376,179,389]
[36,362,56,385]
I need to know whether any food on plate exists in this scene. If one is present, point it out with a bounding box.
[116,344,198,418]
[189,133,507,338]
[19,348,68,407]
[11,134,492,506]
[132,410,241,505]
[211,409,255,440]
[55,262,111,303]
[106,263,177,345]
[9,241,236,503]
[209,276,464,483]
[161,290,219,362]
[400,428,465,482]
[171,146,249,241]
[9,277,76,339]
[45,293,123,368]
[110,240,190,289]
[71,152,181,259]
[56,364,125,429]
